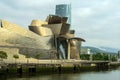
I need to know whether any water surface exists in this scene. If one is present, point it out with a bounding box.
[1,67,120,80]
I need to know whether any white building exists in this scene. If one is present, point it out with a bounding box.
[81,48,91,54]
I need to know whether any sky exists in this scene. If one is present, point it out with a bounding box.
[0,0,120,49]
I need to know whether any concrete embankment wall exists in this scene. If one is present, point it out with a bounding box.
[0,47,38,63]
[0,46,58,63]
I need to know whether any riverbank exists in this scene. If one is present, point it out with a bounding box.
[1,66,120,80]
[109,62,120,68]
[0,61,120,74]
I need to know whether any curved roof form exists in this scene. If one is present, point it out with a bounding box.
[68,37,85,42]
[30,20,48,26]
[58,36,85,42]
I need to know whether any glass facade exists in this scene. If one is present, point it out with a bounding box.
[55,4,71,25]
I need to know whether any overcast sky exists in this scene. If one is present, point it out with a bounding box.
[0,0,120,49]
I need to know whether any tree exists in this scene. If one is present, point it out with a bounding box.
[92,53,111,61]
[111,56,117,61]
[93,53,103,60]
[35,54,40,63]
[25,54,30,64]
[103,53,109,61]
[0,51,8,62]
[13,54,19,63]
[80,54,90,60]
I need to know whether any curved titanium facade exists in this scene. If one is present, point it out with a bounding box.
[55,4,71,25]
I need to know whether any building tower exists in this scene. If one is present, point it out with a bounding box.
[55,4,71,26]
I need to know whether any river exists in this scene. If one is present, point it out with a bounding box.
[1,67,120,80]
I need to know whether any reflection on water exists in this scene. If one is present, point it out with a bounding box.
[0,67,120,80]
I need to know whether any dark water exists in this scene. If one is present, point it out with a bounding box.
[1,67,120,80]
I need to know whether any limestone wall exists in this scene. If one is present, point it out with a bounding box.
[0,47,31,63]
[0,46,58,64]
[19,47,57,59]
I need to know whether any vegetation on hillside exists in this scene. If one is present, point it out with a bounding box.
[80,53,117,61]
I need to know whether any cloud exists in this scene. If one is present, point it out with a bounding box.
[73,0,120,48]
[1,0,54,8]
[0,0,120,48]
[83,38,120,49]
[0,0,57,27]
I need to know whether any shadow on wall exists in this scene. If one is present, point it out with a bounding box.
[19,47,58,59]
